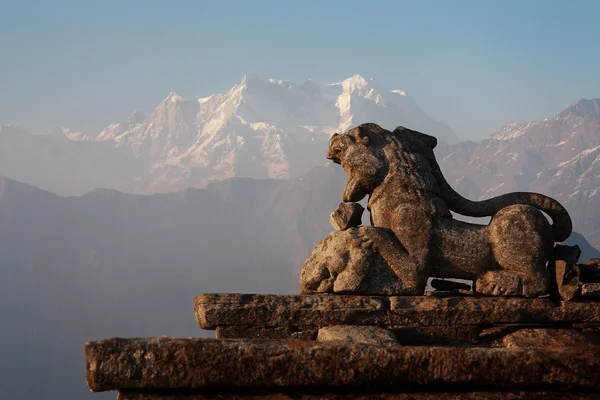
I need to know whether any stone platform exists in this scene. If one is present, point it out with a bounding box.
[86,337,600,398]
[195,293,600,344]
[85,294,600,398]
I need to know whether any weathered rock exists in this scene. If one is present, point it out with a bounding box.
[502,328,600,348]
[299,227,415,295]
[479,324,549,339]
[579,259,600,283]
[557,300,600,322]
[552,244,582,264]
[317,325,398,345]
[474,270,522,296]
[430,279,471,292]
[116,390,600,399]
[196,294,600,330]
[329,202,364,231]
[548,260,580,301]
[581,283,600,297]
[194,294,387,330]
[314,123,572,298]
[391,325,480,345]
[86,337,600,392]
[215,326,317,340]
[389,296,558,326]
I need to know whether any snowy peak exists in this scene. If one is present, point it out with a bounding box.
[234,74,294,94]
[45,127,90,141]
[338,74,370,90]
[328,74,385,98]
[163,91,187,103]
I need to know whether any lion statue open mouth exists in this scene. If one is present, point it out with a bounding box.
[300,123,572,297]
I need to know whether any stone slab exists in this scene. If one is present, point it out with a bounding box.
[86,337,600,392]
[581,283,600,297]
[557,300,600,322]
[196,295,600,330]
[215,326,317,340]
[195,294,387,330]
[579,258,600,283]
[117,391,600,400]
[502,328,600,348]
[548,260,580,301]
[389,296,600,326]
[391,325,480,345]
[316,325,398,345]
[479,323,554,339]
[389,296,555,325]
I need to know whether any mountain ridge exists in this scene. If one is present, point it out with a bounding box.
[1,74,459,195]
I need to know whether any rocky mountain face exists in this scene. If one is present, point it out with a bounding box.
[0,75,458,196]
[436,98,600,248]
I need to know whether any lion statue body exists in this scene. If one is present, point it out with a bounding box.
[300,123,572,297]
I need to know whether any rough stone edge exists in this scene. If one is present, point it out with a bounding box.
[86,337,600,392]
[194,294,388,330]
[195,294,600,330]
[215,326,318,340]
[117,391,600,400]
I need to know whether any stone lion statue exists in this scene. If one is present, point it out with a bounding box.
[300,123,572,297]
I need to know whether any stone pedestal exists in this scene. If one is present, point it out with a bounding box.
[85,294,600,399]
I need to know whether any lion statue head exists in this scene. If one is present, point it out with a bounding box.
[326,123,438,202]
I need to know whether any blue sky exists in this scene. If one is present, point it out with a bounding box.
[1,0,599,140]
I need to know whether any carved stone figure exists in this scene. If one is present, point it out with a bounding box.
[300,123,573,297]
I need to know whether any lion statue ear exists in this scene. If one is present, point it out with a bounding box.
[394,126,437,149]
[351,125,371,146]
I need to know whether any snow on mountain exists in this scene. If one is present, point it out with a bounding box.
[46,127,91,142]
[93,74,459,193]
[437,98,600,248]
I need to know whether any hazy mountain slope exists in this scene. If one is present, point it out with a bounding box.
[436,98,600,248]
[0,171,342,400]
[0,124,140,195]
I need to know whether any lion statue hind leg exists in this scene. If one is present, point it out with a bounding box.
[481,204,554,297]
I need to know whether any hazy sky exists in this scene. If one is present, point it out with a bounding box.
[1,0,599,140]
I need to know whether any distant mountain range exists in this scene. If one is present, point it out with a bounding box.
[0,74,458,195]
[4,84,596,246]
[437,98,600,249]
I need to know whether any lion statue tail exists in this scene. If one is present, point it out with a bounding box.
[431,159,573,242]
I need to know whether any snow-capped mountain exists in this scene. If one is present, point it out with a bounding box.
[94,74,459,193]
[0,74,458,195]
[437,98,600,248]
